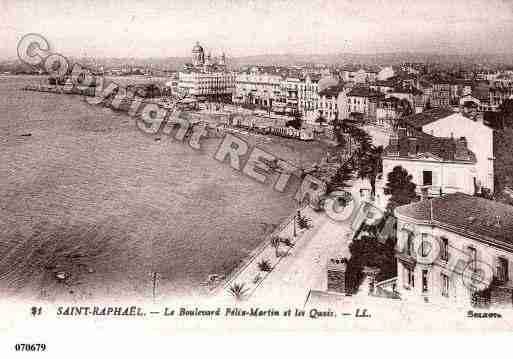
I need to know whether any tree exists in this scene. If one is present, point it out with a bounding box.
[227,283,249,300]
[357,145,383,197]
[270,236,282,257]
[327,162,353,193]
[257,260,272,272]
[383,166,417,213]
[351,126,373,154]
[332,117,359,148]
[345,235,397,294]
[297,212,312,230]
[497,99,513,129]
[397,98,413,118]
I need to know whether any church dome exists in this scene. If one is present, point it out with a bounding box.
[192,42,204,53]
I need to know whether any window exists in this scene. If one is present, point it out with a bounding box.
[422,270,429,293]
[441,273,450,297]
[440,237,449,261]
[497,257,509,283]
[423,170,433,186]
[421,233,430,257]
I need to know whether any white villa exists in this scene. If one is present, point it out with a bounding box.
[400,109,494,193]
[393,193,513,308]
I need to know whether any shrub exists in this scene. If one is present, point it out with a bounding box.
[270,236,282,257]
[228,283,249,300]
[297,213,312,230]
[258,260,272,272]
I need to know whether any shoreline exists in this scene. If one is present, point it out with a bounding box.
[210,203,308,295]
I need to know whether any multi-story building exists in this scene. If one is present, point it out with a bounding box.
[489,84,513,111]
[297,74,320,115]
[178,42,235,101]
[346,87,383,122]
[377,66,395,81]
[340,67,377,84]
[379,129,478,203]
[281,77,301,115]
[376,97,401,128]
[387,87,425,114]
[232,68,283,108]
[317,84,344,122]
[394,193,513,308]
[400,109,495,192]
[429,80,451,108]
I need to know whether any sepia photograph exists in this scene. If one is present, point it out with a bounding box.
[1,0,513,353]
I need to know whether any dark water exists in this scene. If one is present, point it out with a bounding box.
[0,75,325,302]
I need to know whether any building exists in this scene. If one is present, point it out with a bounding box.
[317,84,344,122]
[281,76,301,115]
[471,82,492,112]
[371,80,396,95]
[377,66,395,81]
[489,84,513,111]
[178,42,235,101]
[387,87,425,114]
[379,130,478,202]
[340,68,377,84]
[346,87,383,122]
[232,68,283,108]
[400,109,495,192]
[298,74,321,115]
[429,80,451,108]
[394,193,513,308]
[376,96,401,128]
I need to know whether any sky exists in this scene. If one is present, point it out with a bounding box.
[1,0,513,59]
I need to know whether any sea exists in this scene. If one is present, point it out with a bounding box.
[0,75,326,302]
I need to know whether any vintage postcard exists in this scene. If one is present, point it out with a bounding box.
[1,0,513,354]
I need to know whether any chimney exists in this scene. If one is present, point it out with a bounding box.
[408,137,418,156]
[454,137,469,160]
[327,257,347,294]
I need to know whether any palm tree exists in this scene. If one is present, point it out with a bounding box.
[228,283,249,300]
[270,236,281,257]
[258,260,273,272]
[357,145,384,198]
[327,162,353,193]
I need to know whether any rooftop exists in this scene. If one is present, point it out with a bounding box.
[390,86,423,96]
[400,108,454,129]
[383,131,476,163]
[347,87,383,98]
[395,193,513,247]
[319,84,346,97]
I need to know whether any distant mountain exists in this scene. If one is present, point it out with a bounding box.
[230,52,513,67]
[2,52,513,72]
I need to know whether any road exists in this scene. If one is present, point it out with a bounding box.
[218,205,353,306]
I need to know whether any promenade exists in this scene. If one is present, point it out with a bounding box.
[218,205,353,306]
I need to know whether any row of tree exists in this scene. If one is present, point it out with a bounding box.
[327,117,418,214]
